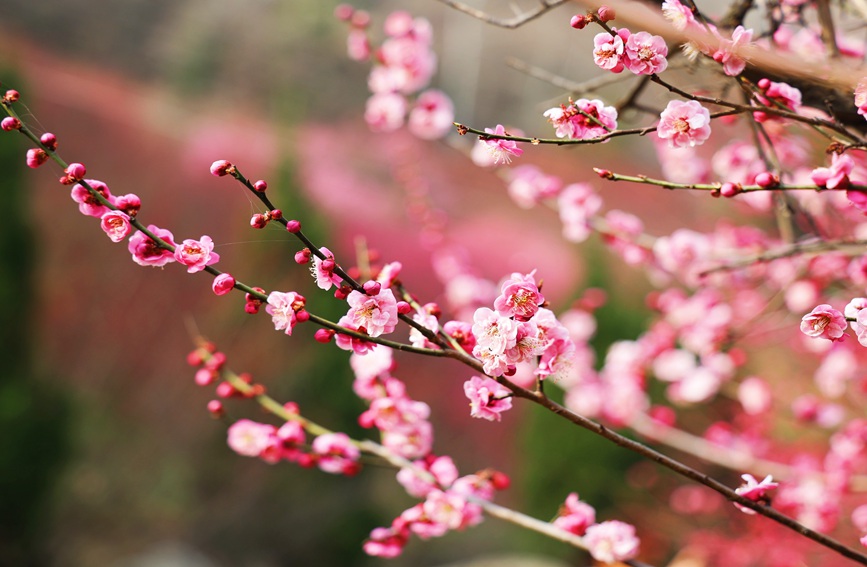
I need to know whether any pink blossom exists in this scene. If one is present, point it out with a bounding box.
[128,225,177,267]
[397,454,459,498]
[363,525,408,558]
[266,291,306,335]
[471,308,518,375]
[212,273,235,296]
[480,124,523,165]
[375,28,437,95]
[26,148,48,168]
[364,92,407,132]
[409,310,439,349]
[71,179,113,217]
[408,89,454,140]
[558,183,602,243]
[463,375,513,421]
[738,376,772,415]
[507,165,562,209]
[381,421,433,459]
[99,210,132,243]
[662,0,695,30]
[734,473,779,514]
[593,30,627,72]
[345,288,399,337]
[312,432,361,475]
[856,77,867,118]
[623,31,668,75]
[713,26,753,76]
[346,29,370,61]
[227,419,276,457]
[811,153,855,189]
[494,271,544,321]
[544,99,617,140]
[174,235,220,273]
[800,304,847,341]
[583,520,640,563]
[335,316,378,355]
[311,247,343,290]
[504,321,548,366]
[552,493,596,536]
[422,489,476,532]
[657,100,711,148]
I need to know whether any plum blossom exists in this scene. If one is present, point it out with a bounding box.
[657,100,711,148]
[364,92,407,132]
[734,473,779,514]
[480,124,523,165]
[544,99,617,140]
[408,89,454,140]
[212,273,235,296]
[811,153,855,189]
[463,375,513,421]
[227,419,277,458]
[662,0,695,30]
[494,271,544,322]
[471,308,519,376]
[583,520,640,563]
[396,455,459,498]
[713,26,753,76]
[100,210,132,243]
[592,29,627,72]
[552,493,596,536]
[128,224,177,267]
[558,183,602,243]
[312,432,361,475]
[856,77,867,118]
[174,235,220,273]
[311,247,343,290]
[800,304,847,341]
[345,288,399,337]
[623,31,668,75]
[363,525,408,558]
[507,165,562,209]
[266,291,306,335]
[71,179,113,217]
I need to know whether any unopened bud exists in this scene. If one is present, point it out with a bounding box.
[253,179,268,192]
[286,219,301,233]
[570,14,588,29]
[210,159,233,177]
[597,6,615,22]
[1,117,20,131]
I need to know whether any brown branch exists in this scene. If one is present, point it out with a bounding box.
[435,0,569,29]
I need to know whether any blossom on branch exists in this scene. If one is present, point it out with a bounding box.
[583,520,640,563]
[544,99,617,140]
[266,291,306,336]
[479,124,523,165]
[657,100,711,148]
[174,235,220,273]
[463,375,513,421]
[128,224,177,267]
[800,304,847,342]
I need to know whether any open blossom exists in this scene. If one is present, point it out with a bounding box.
[364,92,407,132]
[593,29,627,72]
[583,520,640,563]
[363,525,408,558]
[312,432,361,475]
[397,455,459,498]
[507,165,562,209]
[266,291,306,335]
[100,210,132,243]
[494,271,543,321]
[558,183,602,243]
[800,304,847,341]
[734,473,779,514]
[480,124,523,165]
[552,493,596,536]
[311,247,343,290]
[345,288,399,337]
[657,100,711,148]
[713,26,753,76]
[544,99,617,140]
[227,419,277,458]
[811,153,855,189]
[71,179,114,217]
[174,235,220,273]
[464,375,513,421]
[662,0,695,30]
[128,224,177,267]
[408,89,454,140]
[623,31,668,75]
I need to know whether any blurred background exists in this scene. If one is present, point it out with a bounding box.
[0,1,727,565]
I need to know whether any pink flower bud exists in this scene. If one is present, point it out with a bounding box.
[294,248,311,264]
[207,400,224,417]
[210,159,233,176]
[212,273,236,296]
[1,117,20,131]
[490,470,511,490]
[114,193,142,216]
[4,89,20,102]
[244,302,260,314]
[40,132,57,150]
[597,6,615,21]
[215,381,236,398]
[396,301,411,314]
[65,162,86,180]
[423,302,441,318]
[286,219,301,233]
[334,3,354,21]
[322,258,335,271]
[250,214,268,229]
[570,14,587,29]
[757,78,771,90]
[363,280,382,296]
[350,9,370,28]
[295,310,310,323]
[253,179,268,191]
[334,285,350,300]
[269,209,282,220]
[195,368,215,386]
[26,148,48,168]
[314,328,335,343]
[187,349,204,366]
[720,182,742,197]
[755,172,779,188]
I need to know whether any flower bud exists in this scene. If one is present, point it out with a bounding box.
[269,208,282,220]
[720,182,742,197]
[4,89,20,102]
[363,280,382,296]
[755,172,779,188]
[286,219,301,233]
[212,273,236,296]
[596,6,615,21]
[314,328,335,343]
[40,132,57,150]
[334,3,354,21]
[253,179,268,191]
[1,117,20,131]
[26,148,48,168]
[207,400,224,417]
[570,14,588,29]
[65,162,86,180]
[210,159,233,176]
[294,248,311,264]
[396,301,412,315]
[250,213,268,229]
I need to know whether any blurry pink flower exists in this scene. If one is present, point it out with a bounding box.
[71,179,113,217]
[408,89,454,140]
[128,225,177,267]
[584,520,640,563]
[800,304,846,341]
[507,165,562,209]
[494,271,543,322]
[381,421,433,459]
[657,100,711,148]
[623,31,668,75]
[174,235,220,273]
[811,153,855,189]
[552,493,596,536]
[227,419,276,457]
[397,454,459,498]
[364,92,407,132]
[312,432,361,475]
[99,210,132,243]
[335,316,378,355]
[738,376,772,415]
[558,183,602,243]
[212,273,235,296]
[463,375,513,421]
[593,30,627,72]
[363,526,407,558]
[714,26,753,76]
[346,29,371,61]
[662,0,695,30]
[480,124,523,165]
[734,473,778,514]
[26,148,48,168]
[266,291,306,336]
[409,310,439,349]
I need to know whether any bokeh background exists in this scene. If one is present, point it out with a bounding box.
[0,1,726,565]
